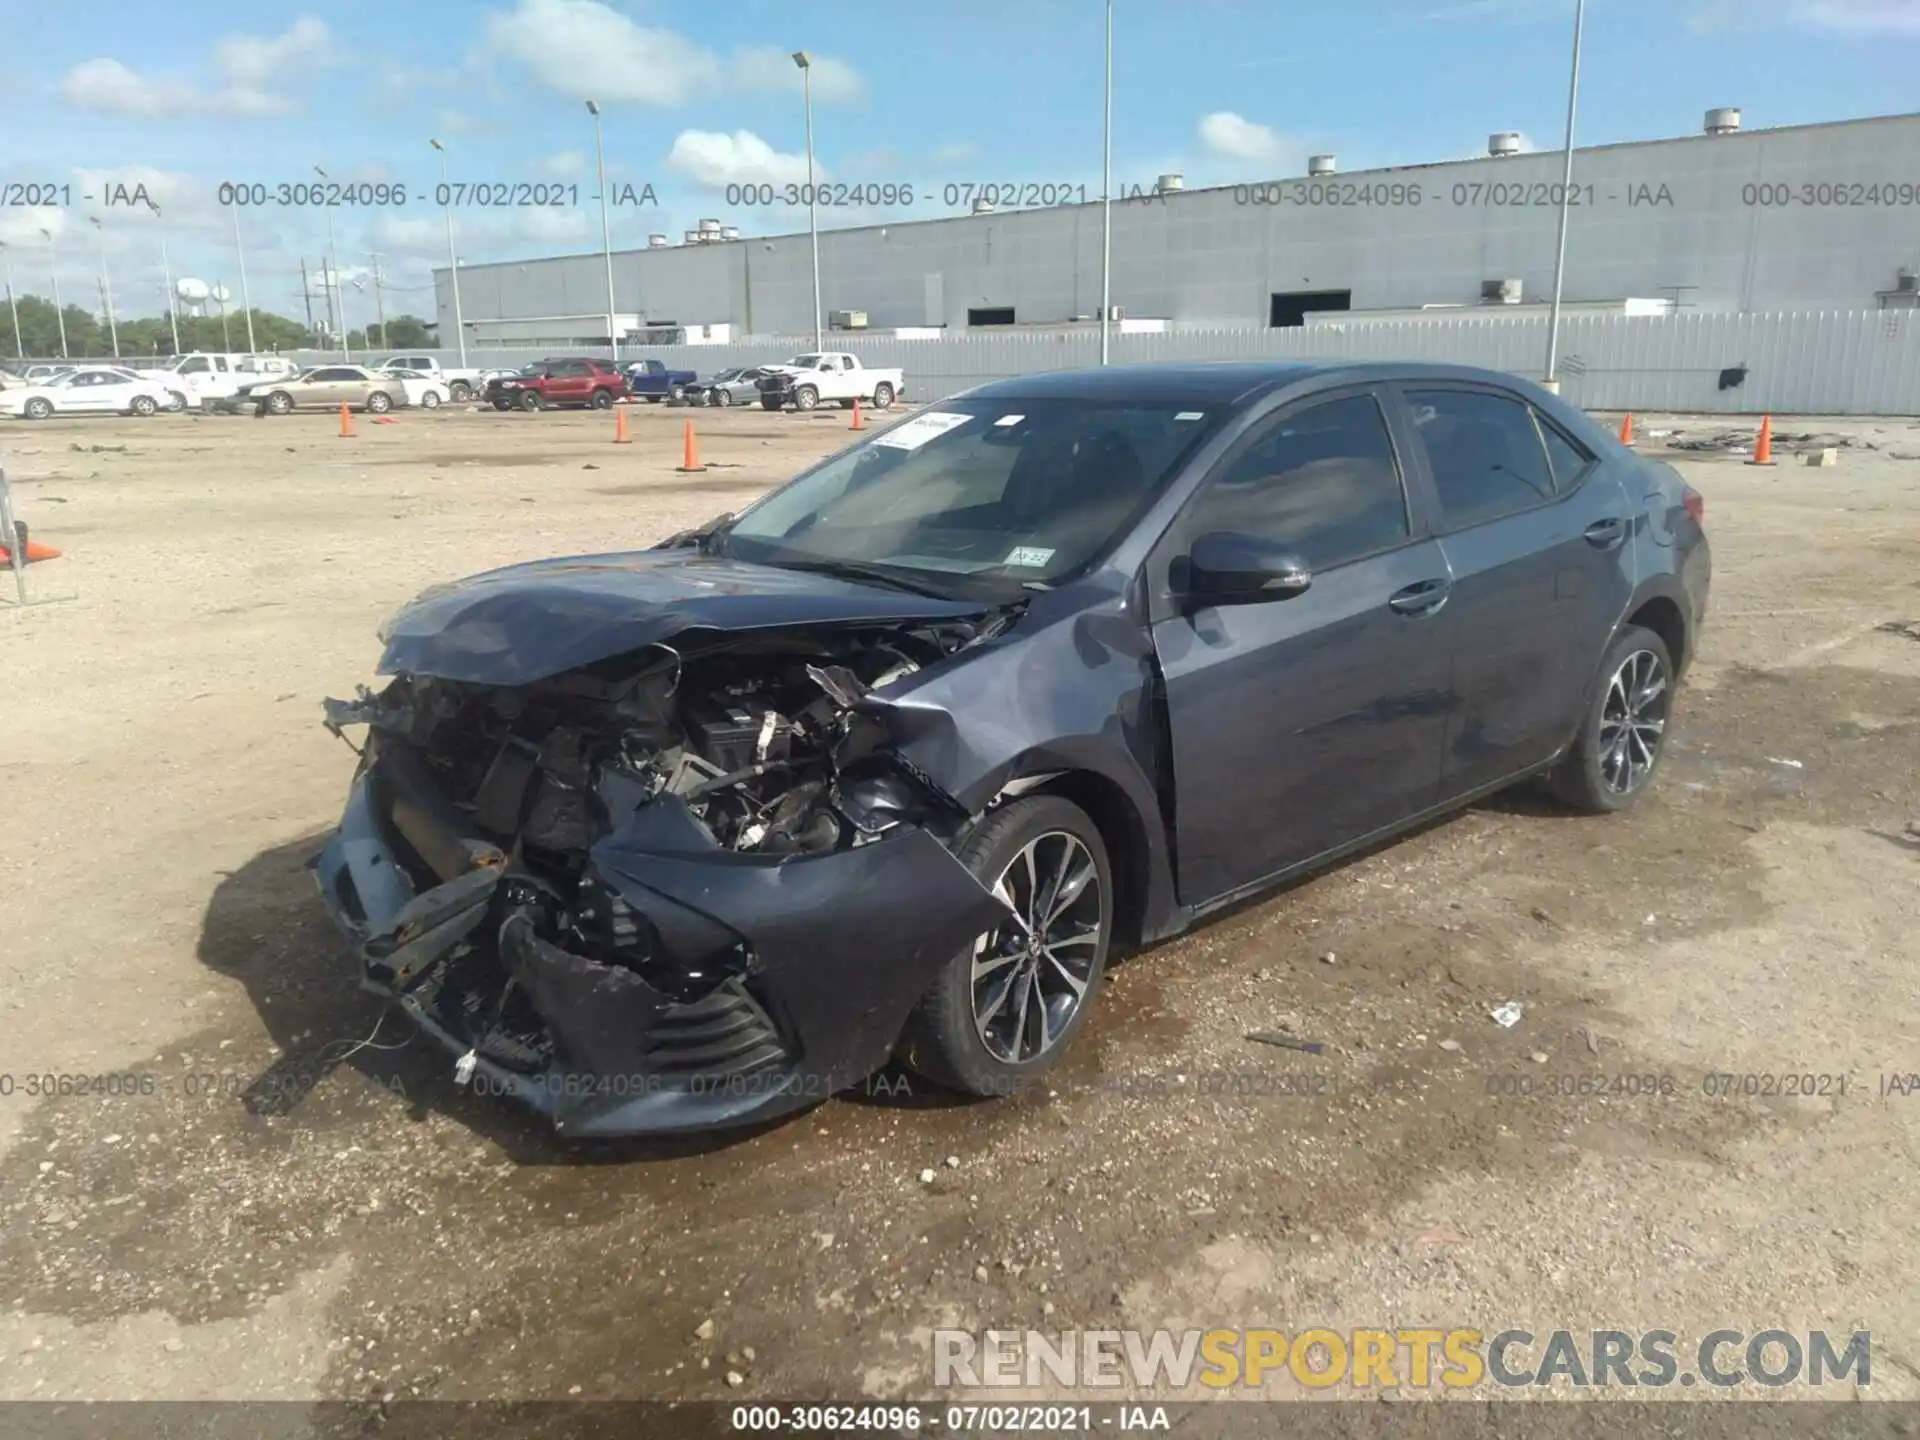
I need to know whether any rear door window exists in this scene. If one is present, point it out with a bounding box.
[1405,389,1558,529]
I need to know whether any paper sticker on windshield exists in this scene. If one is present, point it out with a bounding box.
[872,411,973,450]
[994,413,1025,427]
[1003,545,1056,568]
[1175,411,1205,421]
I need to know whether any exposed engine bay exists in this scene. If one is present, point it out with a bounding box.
[330,618,996,869]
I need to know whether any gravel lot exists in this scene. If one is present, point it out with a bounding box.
[1,400,1917,1421]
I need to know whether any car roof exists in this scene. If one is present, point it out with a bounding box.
[960,359,1544,408]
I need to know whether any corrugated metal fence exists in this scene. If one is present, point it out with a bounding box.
[287,309,1920,414]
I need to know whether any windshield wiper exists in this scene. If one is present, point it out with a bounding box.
[760,556,957,598]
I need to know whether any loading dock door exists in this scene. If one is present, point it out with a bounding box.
[1270,290,1352,327]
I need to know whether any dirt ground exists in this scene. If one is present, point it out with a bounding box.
[1,399,1917,1422]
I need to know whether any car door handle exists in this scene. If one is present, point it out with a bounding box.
[1583,517,1628,549]
[1388,579,1451,616]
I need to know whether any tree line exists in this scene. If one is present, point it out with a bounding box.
[0,293,440,360]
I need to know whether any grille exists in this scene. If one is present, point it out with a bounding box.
[645,981,789,1083]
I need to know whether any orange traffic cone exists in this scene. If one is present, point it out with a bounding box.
[676,418,706,473]
[850,396,864,431]
[338,402,354,437]
[1619,412,1635,446]
[0,538,61,566]
[614,405,630,443]
[1748,414,1776,466]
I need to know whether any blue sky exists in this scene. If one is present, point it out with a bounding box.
[1,0,1916,334]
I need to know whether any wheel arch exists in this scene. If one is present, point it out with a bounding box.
[983,764,1161,954]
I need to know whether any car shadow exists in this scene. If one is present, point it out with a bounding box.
[196,830,804,1166]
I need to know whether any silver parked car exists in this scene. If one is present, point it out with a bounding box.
[703,366,772,407]
[240,365,408,416]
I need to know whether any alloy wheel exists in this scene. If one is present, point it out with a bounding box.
[1598,648,1669,795]
[971,831,1105,1064]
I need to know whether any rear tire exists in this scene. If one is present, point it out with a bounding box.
[872,382,895,410]
[1547,624,1675,814]
[590,389,615,409]
[449,381,472,402]
[420,390,441,409]
[366,390,393,414]
[897,795,1113,1098]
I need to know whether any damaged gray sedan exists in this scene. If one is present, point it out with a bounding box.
[315,361,1708,1135]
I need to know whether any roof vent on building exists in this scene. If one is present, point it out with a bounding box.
[1897,268,1918,293]
[647,234,668,248]
[972,198,995,214]
[683,229,701,245]
[1154,173,1184,193]
[720,226,740,241]
[1488,132,1522,158]
[1308,155,1337,176]
[1705,107,1742,135]
[698,218,722,235]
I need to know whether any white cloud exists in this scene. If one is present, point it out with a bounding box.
[60,18,334,117]
[1796,0,1920,31]
[539,151,586,177]
[484,0,864,106]
[729,47,866,104]
[666,130,816,188]
[1197,111,1297,167]
[931,142,979,166]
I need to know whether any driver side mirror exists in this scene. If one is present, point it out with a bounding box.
[1177,531,1312,607]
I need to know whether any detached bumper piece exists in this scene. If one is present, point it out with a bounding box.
[315,748,1005,1137]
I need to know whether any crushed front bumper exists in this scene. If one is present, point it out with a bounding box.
[313,747,1007,1136]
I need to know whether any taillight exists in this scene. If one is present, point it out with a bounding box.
[1681,486,1704,524]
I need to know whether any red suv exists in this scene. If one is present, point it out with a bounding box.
[486,358,631,412]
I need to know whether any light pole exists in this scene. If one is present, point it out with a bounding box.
[1099,0,1115,365]
[1543,0,1586,389]
[153,202,181,354]
[314,165,347,359]
[40,228,68,359]
[430,139,468,365]
[231,205,257,352]
[0,240,20,359]
[793,51,823,349]
[90,217,119,358]
[586,101,620,362]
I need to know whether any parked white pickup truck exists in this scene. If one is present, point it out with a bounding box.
[371,355,487,402]
[755,352,903,412]
[147,353,302,411]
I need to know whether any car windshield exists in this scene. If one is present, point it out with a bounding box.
[711,369,743,383]
[718,397,1224,596]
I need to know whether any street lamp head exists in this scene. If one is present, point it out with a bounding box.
[585,99,600,115]
[313,164,328,179]
[791,50,811,68]
[429,138,444,151]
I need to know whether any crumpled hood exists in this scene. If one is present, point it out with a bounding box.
[376,548,991,686]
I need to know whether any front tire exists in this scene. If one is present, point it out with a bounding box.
[668,383,685,404]
[265,391,294,415]
[1547,624,1675,813]
[794,384,819,412]
[760,395,783,411]
[164,390,188,413]
[23,397,52,420]
[713,388,732,407]
[898,795,1113,1097]
[420,390,441,409]
[449,381,472,402]
[129,395,158,416]
[518,390,543,412]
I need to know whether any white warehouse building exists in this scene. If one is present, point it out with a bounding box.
[434,109,1920,349]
